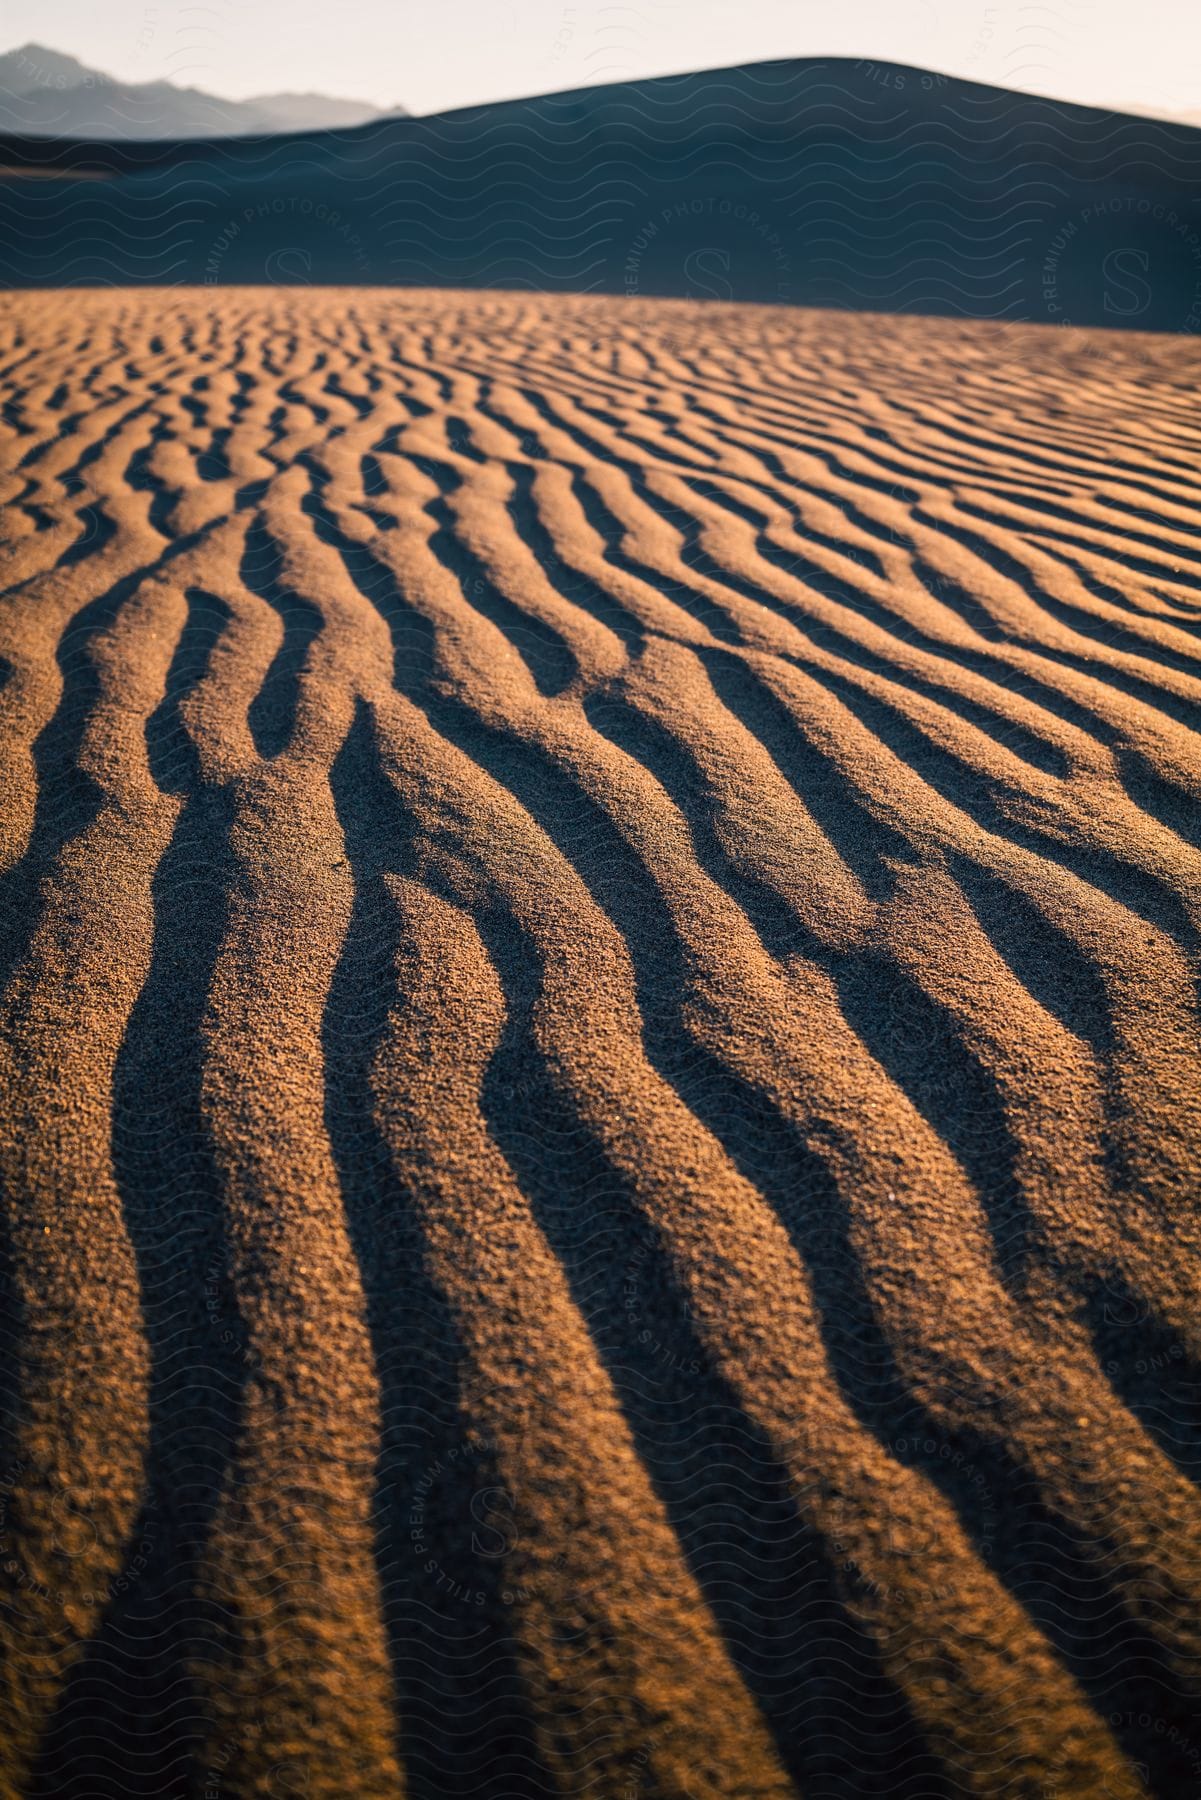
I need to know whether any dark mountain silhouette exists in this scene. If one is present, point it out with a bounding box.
[0,43,397,139]
[1,55,1199,329]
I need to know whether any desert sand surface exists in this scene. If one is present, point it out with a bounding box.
[1,287,1200,1799]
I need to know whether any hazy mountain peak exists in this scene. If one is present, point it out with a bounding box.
[0,41,404,137]
[0,43,99,93]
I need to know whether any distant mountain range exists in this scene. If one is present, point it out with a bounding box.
[1,55,1199,331]
[0,43,402,138]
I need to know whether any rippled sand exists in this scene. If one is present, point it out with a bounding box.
[1,288,1200,1799]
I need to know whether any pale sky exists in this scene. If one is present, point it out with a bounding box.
[3,0,1199,121]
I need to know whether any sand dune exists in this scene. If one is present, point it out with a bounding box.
[3,57,1201,330]
[1,287,1200,1798]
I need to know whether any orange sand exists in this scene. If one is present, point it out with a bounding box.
[0,289,1199,1798]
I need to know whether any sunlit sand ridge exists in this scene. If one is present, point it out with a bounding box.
[1,288,1200,1798]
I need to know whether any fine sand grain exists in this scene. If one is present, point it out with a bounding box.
[1,288,1200,1798]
